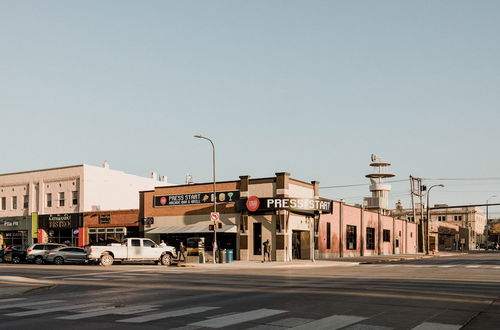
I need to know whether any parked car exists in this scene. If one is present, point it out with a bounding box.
[2,245,27,264]
[0,247,5,262]
[26,243,67,264]
[86,238,176,266]
[486,242,499,250]
[45,247,87,265]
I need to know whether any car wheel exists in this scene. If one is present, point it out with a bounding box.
[99,253,114,266]
[34,256,44,265]
[12,256,21,264]
[160,253,171,266]
[54,257,64,265]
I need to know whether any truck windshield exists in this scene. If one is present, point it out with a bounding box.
[143,240,155,248]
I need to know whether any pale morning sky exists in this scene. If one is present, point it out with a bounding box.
[1,1,499,214]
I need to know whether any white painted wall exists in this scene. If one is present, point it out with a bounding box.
[83,164,171,212]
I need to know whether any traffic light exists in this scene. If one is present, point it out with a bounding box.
[208,223,222,231]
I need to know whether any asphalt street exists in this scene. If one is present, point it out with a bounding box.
[1,252,500,330]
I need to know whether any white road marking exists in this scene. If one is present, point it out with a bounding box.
[0,300,64,310]
[5,302,109,317]
[42,269,154,279]
[117,306,219,323]
[290,315,367,330]
[410,322,461,330]
[465,265,481,268]
[57,304,160,320]
[438,265,454,268]
[493,266,500,269]
[0,298,26,303]
[62,278,103,281]
[189,309,287,328]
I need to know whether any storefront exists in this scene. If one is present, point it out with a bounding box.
[38,213,83,246]
[82,209,140,246]
[0,216,32,248]
[140,173,331,262]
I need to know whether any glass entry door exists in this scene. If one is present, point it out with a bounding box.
[253,223,262,255]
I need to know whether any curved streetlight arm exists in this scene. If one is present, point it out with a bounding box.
[425,184,444,255]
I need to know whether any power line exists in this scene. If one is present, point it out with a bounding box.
[320,177,500,189]
[320,179,407,189]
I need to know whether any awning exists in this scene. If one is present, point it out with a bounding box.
[146,225,237,234]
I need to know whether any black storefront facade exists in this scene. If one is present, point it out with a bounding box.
[38,213,83,246]
[0,216,32,248]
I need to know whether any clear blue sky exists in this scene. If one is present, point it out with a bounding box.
[1,1,499,214]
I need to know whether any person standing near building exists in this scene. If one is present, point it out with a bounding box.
[159,240,167,248]
[178,241,186,262]
[262,239,271,262]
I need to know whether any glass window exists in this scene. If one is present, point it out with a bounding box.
[12,196,17,210]
[383,229,391,242]
[454,215,462,221]
[33,245,45,250]
[59,192,65,207]
[1,197,6,210]
[143,240,155,248]
[23,195,29,209]
[131,239,141,247]
[366,227,375,250]
[46,193,52,207]
[326,222,331,250]
[72,191,78,205]
[346,225,357,250]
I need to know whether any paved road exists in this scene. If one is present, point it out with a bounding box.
[1,252,500,329]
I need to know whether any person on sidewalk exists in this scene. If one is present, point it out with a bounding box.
[178,242,186,262]
[159,240,167,248]
[262,239,271,262]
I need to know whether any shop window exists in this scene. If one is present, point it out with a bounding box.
[72,191,78,205]
[23,195,29,209]
[59,192,65,207]
[1,197,6,210]
[383,229,391,242]
[346,225,357,250]
[326,222,331,249]
[454,215,462,221]
[366,227,375,250]
[12,196,17,210]
[46,193,52,207]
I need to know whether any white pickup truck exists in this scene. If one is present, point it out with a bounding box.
[86,238,177,266]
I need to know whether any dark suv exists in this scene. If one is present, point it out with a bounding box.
[26,243,67,264]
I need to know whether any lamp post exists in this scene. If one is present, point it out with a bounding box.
[194,135,217,264]
[487,195,497,245]
[426,184,445,255]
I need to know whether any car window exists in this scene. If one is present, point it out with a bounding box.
[59,248,72,252]
[47,245,61,250]
[131,239,141,247]
[143,240,155,248]
[72,248,85,253]
[33,245,45,250]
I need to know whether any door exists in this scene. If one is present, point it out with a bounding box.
[128,239,142,259]
[253,223,262,255]
[292,231,301,259]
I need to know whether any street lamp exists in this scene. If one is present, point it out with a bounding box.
[426,184,445,255]
[194,135,217,264]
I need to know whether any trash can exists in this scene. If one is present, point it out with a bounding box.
[218,249,226,263]
[226,249,234,263]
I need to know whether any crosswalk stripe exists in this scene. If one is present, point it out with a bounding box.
[0,300,64,310]
[289,315,367,330]
[62,278,103,281]
[57,304,160,320]
[465,265,480,268]
[410,322,461,330]
[0,298,26,303]
[5,302,109,316]
[493,266,500,269]
[189,309,287,328]
[438,265,454,268]
[117,306,219,323]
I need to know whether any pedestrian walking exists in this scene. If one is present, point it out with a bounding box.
[262,239,271,262]
[178,242,186,262]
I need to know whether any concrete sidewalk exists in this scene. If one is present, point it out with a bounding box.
[0,276,54,298]
[177,252,464,268]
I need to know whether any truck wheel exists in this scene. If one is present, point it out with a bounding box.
[100,253,114,266]
[35,256,44,265]
[160,253,171,266]
[54,257,64,265]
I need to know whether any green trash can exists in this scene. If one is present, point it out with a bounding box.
[226,249,234,263]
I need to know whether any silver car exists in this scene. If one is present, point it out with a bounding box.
[26,243,67,264]
[45,247,87,265]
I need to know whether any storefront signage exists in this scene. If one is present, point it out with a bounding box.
[154,191,240,207]
[99,214,111,224]
[0,220,20,227]
[239,196,333,214]
[39,213,82,229]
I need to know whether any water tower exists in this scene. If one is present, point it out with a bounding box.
[364,154,395,211]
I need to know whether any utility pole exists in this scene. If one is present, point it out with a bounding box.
[410,176,426,253]
[410,176,419,252]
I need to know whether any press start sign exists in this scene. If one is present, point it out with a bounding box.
[242,196,333,213]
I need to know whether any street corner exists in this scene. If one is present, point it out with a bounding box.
[0,276,55,298]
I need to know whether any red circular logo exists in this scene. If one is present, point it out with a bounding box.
[160,196,167,205]
[246,196,260,212]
